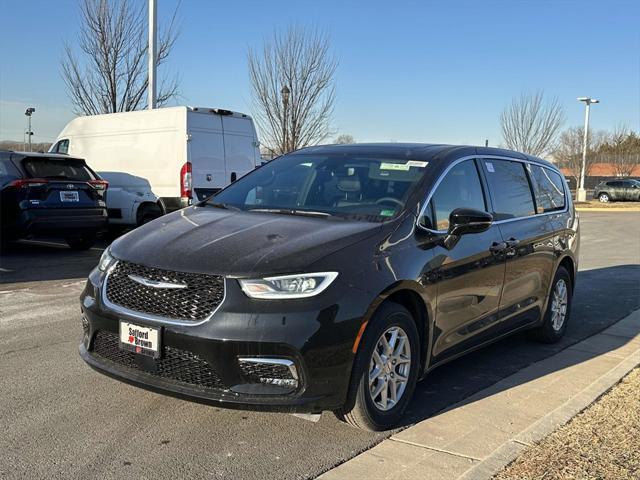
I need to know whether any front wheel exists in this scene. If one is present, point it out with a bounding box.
[336,303,420,431]
[598,192,610,203]
[528,266,572,343]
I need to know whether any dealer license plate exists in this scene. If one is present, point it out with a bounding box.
[60,191,79,202]
[119,321,161,358]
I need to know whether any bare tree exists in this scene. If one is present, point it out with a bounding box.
[554,126,607,192]
[600,125,640,177]
[248,26,337,155]
[62,0,179,115]
[333,134,355,144]
[500,92,565,157]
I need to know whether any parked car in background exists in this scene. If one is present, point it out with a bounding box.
[593,179,640,202]
[1,151,108,249]
[79,144,579,431]
[50,106,261,231]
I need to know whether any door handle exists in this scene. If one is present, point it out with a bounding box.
[505,237,520,248]
[490,241,507,253]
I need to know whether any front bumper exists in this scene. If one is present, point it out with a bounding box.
[79,268,364,413]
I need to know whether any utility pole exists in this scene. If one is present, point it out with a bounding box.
[148,0,157,109]
[576,97,599,202]
[25,107,35,152]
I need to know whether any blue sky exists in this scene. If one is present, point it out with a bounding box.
[1,0,639,146]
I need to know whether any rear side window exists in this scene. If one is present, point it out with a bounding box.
[426,159,486,231]
[22,157,94,181]
[482,159,535,221]
[528,165,566,213]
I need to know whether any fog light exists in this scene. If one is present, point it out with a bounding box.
[238,357,299,390]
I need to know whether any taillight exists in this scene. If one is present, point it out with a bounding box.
[180,162,192,200]
[9,178,49,188]
[89,179,109,191]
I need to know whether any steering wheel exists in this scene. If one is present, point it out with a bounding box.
[375,197,404,208]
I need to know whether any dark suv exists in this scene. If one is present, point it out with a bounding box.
[593,179,640,202]
[79,144,579,430]
[1,151,108,249]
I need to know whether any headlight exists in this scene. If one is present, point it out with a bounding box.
[238,272,338,299]
[98,247,116,272]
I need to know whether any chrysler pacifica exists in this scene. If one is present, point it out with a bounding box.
[79,144,579,430]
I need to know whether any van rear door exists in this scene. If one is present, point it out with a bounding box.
[188,112,226,201]
[221,115,259,185]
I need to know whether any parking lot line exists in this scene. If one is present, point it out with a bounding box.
[18,239,105,251]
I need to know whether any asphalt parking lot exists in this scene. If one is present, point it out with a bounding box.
[1,211,639,480]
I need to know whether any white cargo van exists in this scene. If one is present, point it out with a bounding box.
[50,106,260,228]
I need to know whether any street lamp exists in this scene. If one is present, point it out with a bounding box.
[281,85,290,154]
[576,97,599,202]
[25,107,36,152]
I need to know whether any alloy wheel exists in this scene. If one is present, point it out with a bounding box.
[368,326,411,411]
[550,279,568,331]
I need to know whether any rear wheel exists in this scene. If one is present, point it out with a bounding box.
[598,192,610,203]
[66,234,96,250]
[528,266,572,343]
[336,302,420,431]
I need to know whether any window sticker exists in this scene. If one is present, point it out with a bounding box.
[485,162,495,173]
[406,160,429,168]
[380,162,410,171]
[380,161,428,171]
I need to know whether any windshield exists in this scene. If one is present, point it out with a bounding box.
[208,154,430,222]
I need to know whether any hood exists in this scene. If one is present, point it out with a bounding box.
[110,206,385,276]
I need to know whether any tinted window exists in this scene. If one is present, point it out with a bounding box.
[426,160,486,230]
[482,159,535,220]
[211,154,430,222]
[22,157,94,181]
[528,165,566,213]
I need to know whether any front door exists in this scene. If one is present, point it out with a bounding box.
[421,158,507,365]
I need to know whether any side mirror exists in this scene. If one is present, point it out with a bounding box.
[443,208,493,249]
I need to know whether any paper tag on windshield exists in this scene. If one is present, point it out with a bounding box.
[380,161,428,171]
[380,162,411,171]
[406,161,428,168]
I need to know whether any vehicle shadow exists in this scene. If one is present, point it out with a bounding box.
[397,263,640,429]
[0,238,110,285]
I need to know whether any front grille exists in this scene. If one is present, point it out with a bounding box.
[91,330,225,390]
[105,261,224,321]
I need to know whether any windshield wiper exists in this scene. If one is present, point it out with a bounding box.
[248,208,332,218]
[204,202,241,211]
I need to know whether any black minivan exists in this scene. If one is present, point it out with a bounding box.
[79,144,579,430]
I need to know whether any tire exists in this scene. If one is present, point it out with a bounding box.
[66,234,96,250]
[528,266,572,343]
[336,302,420,431]
[136,203,162,227]
[598,192,610,203]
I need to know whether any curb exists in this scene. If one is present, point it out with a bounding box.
[318,309,640,480]
[575,207,640,212]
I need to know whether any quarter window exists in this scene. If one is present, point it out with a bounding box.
[425,159,486,231]
[528,165,566,213]
[482,159,535,221]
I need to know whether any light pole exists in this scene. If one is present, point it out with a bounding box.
[281,85,290,154]
[25,107,35,152]
[576,97,599,201]
[148,0,157,109]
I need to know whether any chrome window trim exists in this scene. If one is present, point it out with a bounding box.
[101,260,227,327]
[415,154,569,234]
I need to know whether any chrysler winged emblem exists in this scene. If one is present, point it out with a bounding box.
[128,274,187,289]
